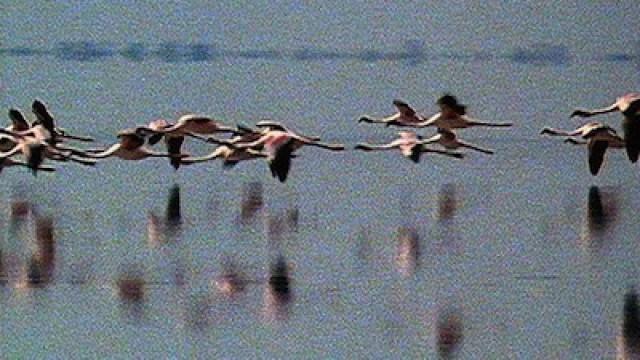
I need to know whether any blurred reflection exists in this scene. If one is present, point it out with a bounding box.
[395,227,419,277]
[433,184,461,254]
[166,185,182,230]
[264,255,292,320]
[18,215,56,288]
[436,306,464,359]
[438,184,459,222]
[184,294,213,331]
[147,185,182,246]
[0,248,6,287]
[115,266,146,319]
[214,259,247,297]
[618,288,640,359]
[238,181,263,224]
[266,207,300,243]
[581,186,619,253]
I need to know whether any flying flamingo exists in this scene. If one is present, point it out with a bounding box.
[416,94,513,130]
[75,127,185,161]
[570,93,640,162]
[541,122,624,175]
[359,100,426,127]
[420,128,495,155]
[354,131,464,162]
[226,121,345,182]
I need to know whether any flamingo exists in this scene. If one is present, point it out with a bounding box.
[31,100,94,142]
[0,131,95,174]
[420,128,495,155]
[354,131,464,163]
[144,119,190,170]
[150,113,239,139]
[570,93,640,162]
[227,121,345,182]
[75,127,184,161]
[359,99,426,127]
[416,94,513,130]
[541,122,624,175]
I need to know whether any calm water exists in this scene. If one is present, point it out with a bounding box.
[2,2,640,358]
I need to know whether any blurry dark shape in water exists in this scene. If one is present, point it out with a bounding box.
[0,248,6,286]
[10,199,31,223]
[509,43,570,65]
[265,255,292,320]
[357,49,385,62]
[436,307,464,359]
[587,186,617,233]
[24,254,48,288]
[269,256,291,301]
[116,268,146,303]
[619,287,640,359]
[583,186,618,253]
[34,215,56,283]
[214,260,247,297]
[239,181,263,224]
[287,207,299,232]
[185,294,213,331]
[56,41,114,61]
[166,184,182,229]
[396,227,420,277]
[120,42,147,62]
[438,183,458,222]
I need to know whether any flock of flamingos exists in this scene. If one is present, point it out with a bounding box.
[0,93,639,180]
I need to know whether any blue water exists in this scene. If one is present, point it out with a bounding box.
[2,2,640,358]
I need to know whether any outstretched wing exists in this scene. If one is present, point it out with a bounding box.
[393,100,416,117]
[588,140,608,175]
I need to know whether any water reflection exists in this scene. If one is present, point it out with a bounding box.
[432,184,461,254]
[618,288,640,359]
[0,248,6,287]
[147,185,182,246]
[265,206,299,243]
[214,259,247,298]
[116,266,146,319]
[580,186,619,253]
[264,255,292,321]
[238,181,263,225]
[395,227,419,277]
[437,184,458,222]
[436,306,464,359]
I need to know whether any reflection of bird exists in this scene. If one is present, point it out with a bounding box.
[571,93,640,162]
[437,308,464,359]
[355,131,464,163]
[541,122,624,175]
[438,184,458,221]
[618,288,640,359]
[396,227,419,277]
[359,100,425,127]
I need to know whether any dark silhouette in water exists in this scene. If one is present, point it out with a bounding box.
[438,183,458,222]
[583,186,619,253]
[166,184,182,228]
[0,248,6,286]
[239,181,263,224]
[619,288,640,358]
[436,307,464,359]
[116,268,146,303]
[269,256,291,301]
